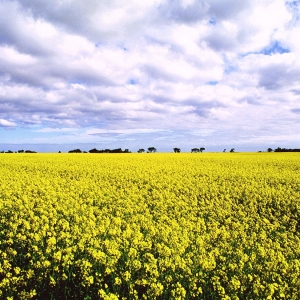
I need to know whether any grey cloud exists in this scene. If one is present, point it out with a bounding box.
[79,107,124,122]
[147,102,174,115]
[159,0,209,23]
[202,1,265,53]
[145,35,185,55]
[88,132,120,137]
[74,101,141,126]
[207,0,253,20]
[186,98,225,107]
[238,97,261,106]
[142,64,182,82]
[0,97,67,116]
[290,89,300,95]
[258,63,300,90]
[57,67,115,87]
[14,0,155,44]
[0,54,114,90]
[0,87,85,127]
[203,16,254,52]
[0,63,50,88]
[0,2,54,56]
[149,95,225,119]
[159,0,253,24]
[190,100,226,118]
[13,0,100,35]
[291,108,300,114]
[150,95,174,105]
[205,30,238,51]
[192,106,210,118]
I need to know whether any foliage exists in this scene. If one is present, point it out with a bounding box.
[191,148,205,153]
[148,147,157,153]
[68,149,83,153]
[0,153,300,299]
[88,148,131,153]
[274,147,300,152]
[0,150,37,154]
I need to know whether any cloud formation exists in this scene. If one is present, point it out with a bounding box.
[1,0,300,151]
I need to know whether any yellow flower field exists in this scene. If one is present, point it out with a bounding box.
[0,153,300,299]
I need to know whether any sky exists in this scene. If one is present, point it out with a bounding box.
[1,0,300,153]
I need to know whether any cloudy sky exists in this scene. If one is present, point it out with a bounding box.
[1,0,300,152]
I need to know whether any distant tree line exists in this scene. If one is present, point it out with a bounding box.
[68,149,87,153]
[191,147,205,153]
[18,150,37,153]
[0,147,243,153]
[222,148,235,153]
[68,147,207,153]
[0,149,37,153]
[67,147,209,153]
[68,148,131,153]
[2,146,299,153]
[268,147,300,152]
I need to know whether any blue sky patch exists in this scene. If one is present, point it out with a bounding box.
[286,1,300,21]
[128,79,137,85]
[260,41,290,55]
[206,81,218,85]
[224,65,236,74]
[241,41,290,57]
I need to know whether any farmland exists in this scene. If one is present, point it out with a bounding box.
[0,153,300,299]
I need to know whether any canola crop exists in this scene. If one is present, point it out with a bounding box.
[0,153,300,299]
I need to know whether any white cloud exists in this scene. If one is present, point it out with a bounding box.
[0,119,17,128]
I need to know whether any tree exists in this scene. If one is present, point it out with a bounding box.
[267,148,273,152]
[173,148,181,153]
[274,147,300,152]
[191,148,199,153]
[89,148,100,153]
[68,149,82,153]
[137,149,145,153]
[223,149,226,152]
[148,147,157,153]
[199,147,205,153]
[230,148,235,153]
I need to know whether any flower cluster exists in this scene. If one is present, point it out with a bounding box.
[0,153,300,299]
